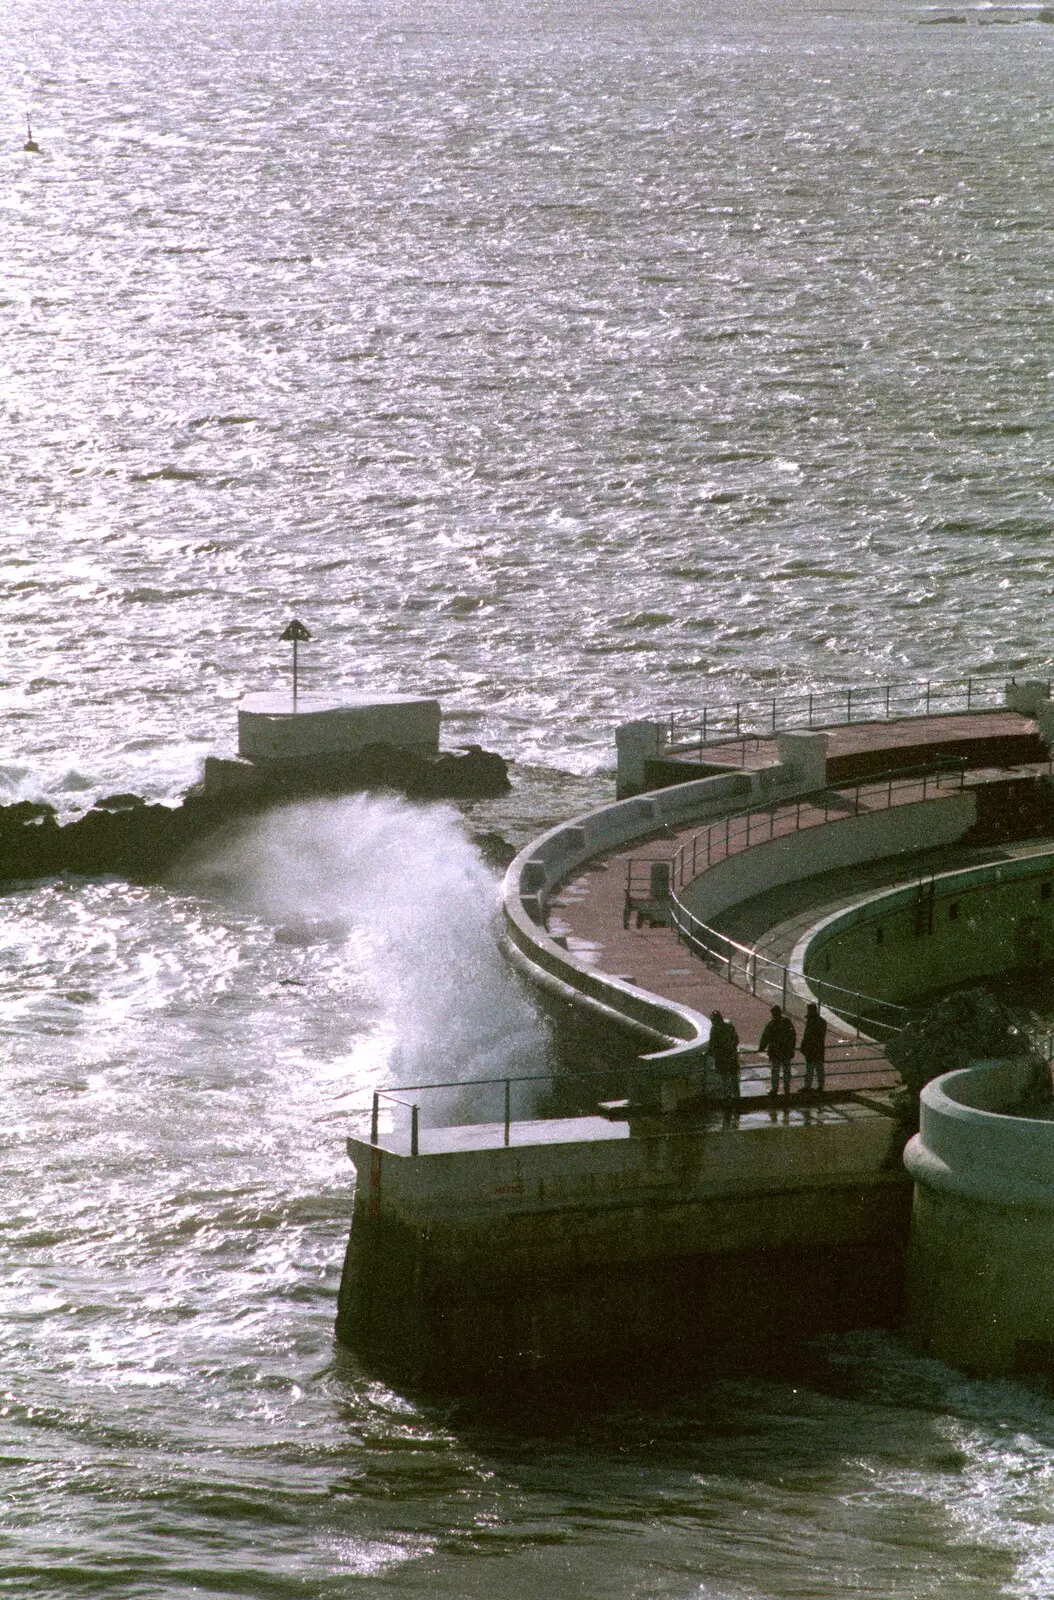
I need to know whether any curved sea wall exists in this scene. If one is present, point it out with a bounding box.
[503,760,984,1070]
[500,765,792,1073]
[799,849,1054,1014]
[904,1059,1054,1376]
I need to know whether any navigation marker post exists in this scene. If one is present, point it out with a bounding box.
[280,619,312,710]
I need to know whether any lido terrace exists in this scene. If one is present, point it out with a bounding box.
[335,674,1054,1388]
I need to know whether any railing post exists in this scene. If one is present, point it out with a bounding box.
[735,702,741,737]
[781,967,788,1009]
[847,687,852,723]
[371,1092,380,1145]
[771,697,777,733]
[885,683,891,718]
[702,706,707,746]
[925,681,931,714]
[504,1079,511,1147]
[410,1104,419,1157]
[966,677,972,711]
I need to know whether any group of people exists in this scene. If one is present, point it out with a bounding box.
[707,1002,827,1101]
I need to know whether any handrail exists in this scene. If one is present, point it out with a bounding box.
[660,765,982,1036]
[355,1051,900,1153]
[670,764,970,892]
[661,670,1045,758]
[669,904,914,1039]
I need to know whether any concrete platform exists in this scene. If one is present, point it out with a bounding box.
[676,709,1040,773]
[238,691,441,761]
[376,1093,900,1157]
[547,714,1054,1092]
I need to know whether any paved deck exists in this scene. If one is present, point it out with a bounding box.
[548,711,1051,1096]
[675,709,1039,770]
[371,1095,898,1156]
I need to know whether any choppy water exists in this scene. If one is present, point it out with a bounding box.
[3,0,1054,1591]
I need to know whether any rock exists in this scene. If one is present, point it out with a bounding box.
[424,748,511,799]
[0,740,512,887]
[471,830,517,871]
[0,800,57,831]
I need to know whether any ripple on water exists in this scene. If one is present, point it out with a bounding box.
[2,0,1054,1591]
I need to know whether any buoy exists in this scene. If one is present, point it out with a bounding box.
[23,117,40,154]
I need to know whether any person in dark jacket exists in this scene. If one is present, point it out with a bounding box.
[758,1004,796,1097]
[801,1002,828,1095]
[708,1010,740,1101]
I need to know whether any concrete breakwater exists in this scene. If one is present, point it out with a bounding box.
[336,694,1054,1388]
[905,1057,1054,1376]
[336,1106,912,1389]
[0,742,510,885]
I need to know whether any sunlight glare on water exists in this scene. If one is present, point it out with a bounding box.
[2,0,1054,1590]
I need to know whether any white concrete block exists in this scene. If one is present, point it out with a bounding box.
[615,721,666,798]
[776,730,829,790]
[238,692,441,762]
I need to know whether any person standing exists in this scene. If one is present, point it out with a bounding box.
[708,1010,740,1101]
[801,1002,828,1096]
[758,1004,796,1097]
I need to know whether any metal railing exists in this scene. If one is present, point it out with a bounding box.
[663,671,1044,761]
[352,1054,902,1155]
[669,764,972,891]
[669,909,914,1039]
[368,1071,555,1154]
[617,765,980,1037]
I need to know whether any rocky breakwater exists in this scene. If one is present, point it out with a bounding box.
[0,742,511,887]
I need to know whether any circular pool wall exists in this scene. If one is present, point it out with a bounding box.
[904,1057,1054,1376]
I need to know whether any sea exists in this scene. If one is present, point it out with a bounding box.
[2,0,1054,1592]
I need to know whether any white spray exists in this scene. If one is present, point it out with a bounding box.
[181,793,549,1108]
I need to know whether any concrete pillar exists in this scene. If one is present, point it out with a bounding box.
[1035,702,1054,747]
[615,721,665,798]
[1005,681,1051,718]
[904,1057,1054,1375]
[775,730,828,792]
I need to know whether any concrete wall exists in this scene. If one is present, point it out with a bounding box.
[349,1109,902,1220]
[905,1059,1054,1375]
[338,1114,911,1385]
[501,766,797,1073]
[800,849,1054,1008]
[679,792,977,928]
[238,692,441,761]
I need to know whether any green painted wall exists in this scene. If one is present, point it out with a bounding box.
[804,850,1054,1008]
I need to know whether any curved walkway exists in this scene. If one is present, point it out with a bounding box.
[544,711,1049,1096]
